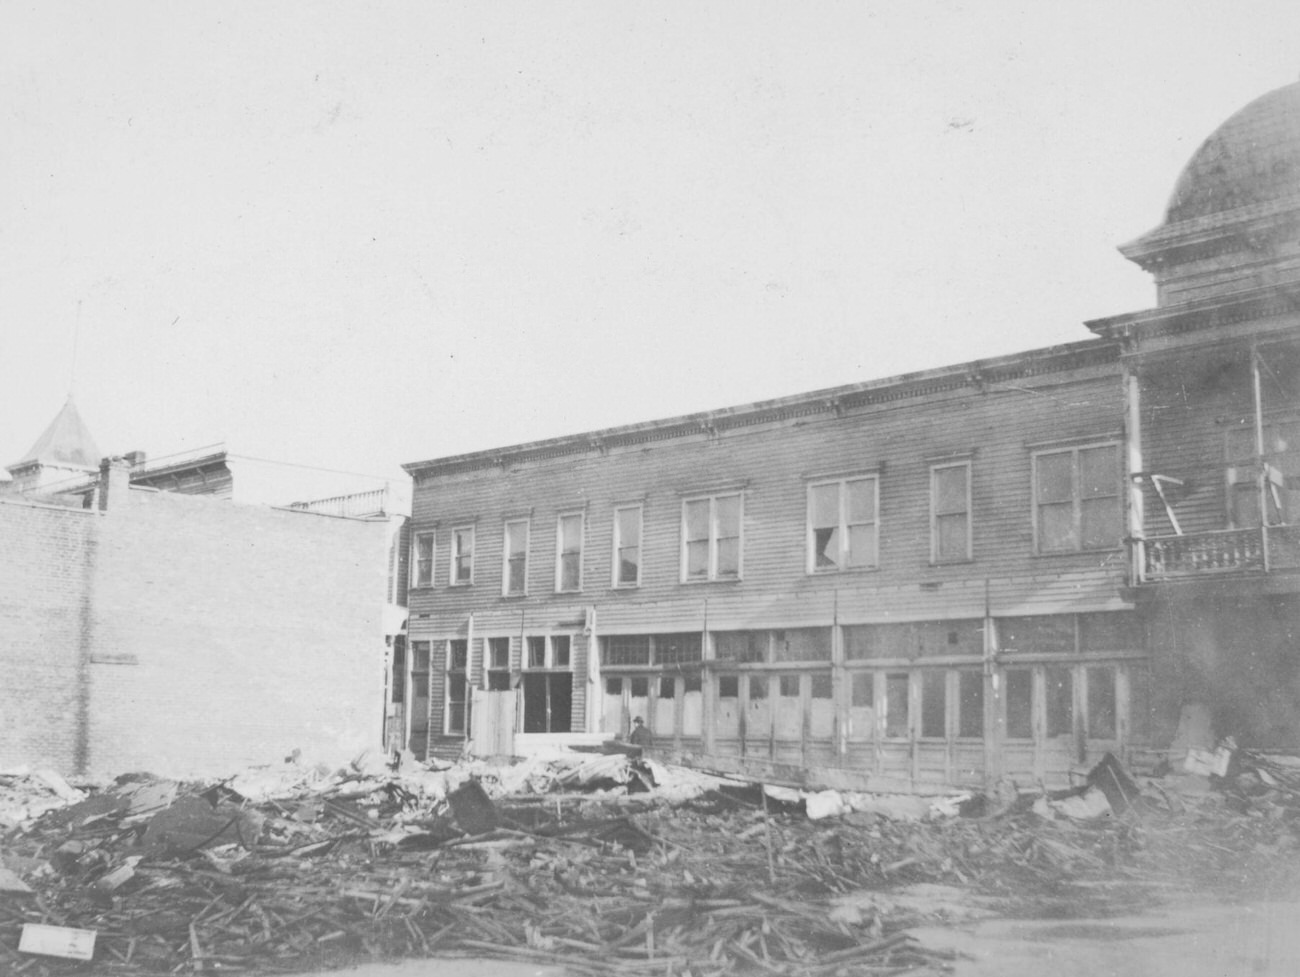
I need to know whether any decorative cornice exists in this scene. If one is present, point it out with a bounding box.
[405,339,1121,481]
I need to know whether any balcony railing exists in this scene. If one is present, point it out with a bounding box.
[1137,525,1300,582]
[287,487,389,518]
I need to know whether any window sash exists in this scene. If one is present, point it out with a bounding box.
[451,527,474,584]
[681,494,743,581]
[1033,444,1120,553]
[808,477,877,572]
[556,513,583,591]
[503,520,528,595]
[413,532,435,587]
[930,463,971,563]
[613,505,642,586]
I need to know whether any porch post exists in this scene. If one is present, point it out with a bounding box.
[1252,345,1271,571]
[1125,363,1146,585]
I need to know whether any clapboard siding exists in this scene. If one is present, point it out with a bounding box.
[408,350,1127,644]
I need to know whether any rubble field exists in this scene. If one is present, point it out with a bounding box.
[2,745,1299,977]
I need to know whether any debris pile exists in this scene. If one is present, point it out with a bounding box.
[2,748,1299,976]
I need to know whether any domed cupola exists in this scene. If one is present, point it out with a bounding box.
[1121,81,1300,306]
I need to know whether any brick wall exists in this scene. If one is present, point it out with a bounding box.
[0,499,97,772]
[0,488,388,779]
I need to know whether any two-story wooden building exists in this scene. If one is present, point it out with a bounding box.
[402,82,1300,792]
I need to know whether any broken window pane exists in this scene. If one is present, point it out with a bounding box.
[1006,669,1032,739]
[920,671,946,738]
[1045,667,1073,738]
[1087,666,1116,740]
[958,670,983,738]
[884,673,909,738]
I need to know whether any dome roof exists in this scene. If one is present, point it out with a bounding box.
[1165,81,1300,223]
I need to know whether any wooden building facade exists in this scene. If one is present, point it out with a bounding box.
[401,82,1300,792]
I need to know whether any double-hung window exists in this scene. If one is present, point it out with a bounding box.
[412,531,435,587]
[503,519,528,596]
[807,476,877,572]
[682,493,742,581]
[556,513,584,592]
[931,462,971,563]
[446,639,469,734]
[1033,443,1121,553]
[613,504,642,587]
[450,526,475,585]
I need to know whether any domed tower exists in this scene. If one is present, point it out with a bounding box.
[1088,83,1300,751]
[1121,81,1300,306]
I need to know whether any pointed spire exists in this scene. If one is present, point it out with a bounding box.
[11,397,101,470]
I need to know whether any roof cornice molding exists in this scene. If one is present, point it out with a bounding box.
[405,340,1120,480]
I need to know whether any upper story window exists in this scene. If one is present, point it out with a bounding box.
[682,493,742,582]
[931,461,971,563]
[613,504,642,587]
[412,531,435,588]
[556,513,584,592]
[808,476,877,572]
[503,519,529,596]
[1033,443,1121,553]
[450,526,475,585]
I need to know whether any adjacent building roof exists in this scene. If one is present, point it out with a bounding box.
[9,397,101,471]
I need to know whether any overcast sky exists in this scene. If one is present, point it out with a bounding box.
[3,2,1298,489]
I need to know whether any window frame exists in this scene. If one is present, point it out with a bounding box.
[445,638,470,735]
[806,475,878,574]
[412,531,435,588]
[612,503,643,588]
[1031,441,1122,555]
[930,460,972,564]
[502,518,529,597]
[449,525,475,586]
[680,492,744,583]
[555,511,585,593]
